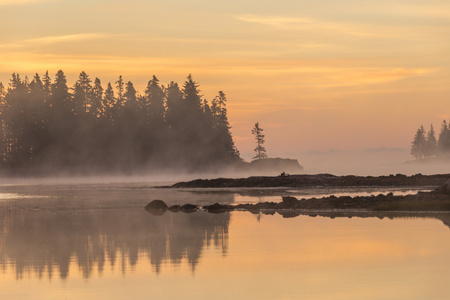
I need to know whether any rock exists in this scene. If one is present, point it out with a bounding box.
[168,205,181,212]
[181,204,198,213]
[204,203,228,214]
[282,196,300,207]
[144,200,168,216]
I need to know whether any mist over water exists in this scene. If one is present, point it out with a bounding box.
[261,148,450,176]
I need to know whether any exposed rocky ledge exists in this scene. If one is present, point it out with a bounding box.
[168,173,450,188]
[146,180,450,217]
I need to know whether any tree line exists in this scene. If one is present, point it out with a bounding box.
[0,71,241,174]
[411,120,450,159]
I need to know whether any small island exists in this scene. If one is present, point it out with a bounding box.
[168,173,449,188]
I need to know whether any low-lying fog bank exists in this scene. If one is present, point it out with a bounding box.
[1,148,450,185]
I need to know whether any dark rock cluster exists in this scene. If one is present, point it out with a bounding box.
[167,173,450,189]
[145,188,450,217]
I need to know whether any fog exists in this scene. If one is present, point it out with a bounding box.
[289,148,450,176]
[1,71,449,182]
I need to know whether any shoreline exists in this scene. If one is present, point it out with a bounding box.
[166,173,450,189]
[149,173,450,214]
[145,191,450,216]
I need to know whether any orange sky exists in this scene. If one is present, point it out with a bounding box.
[1,0,449,164]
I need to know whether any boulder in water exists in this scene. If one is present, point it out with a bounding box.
[144,200,168,216]
[181,204,198,213]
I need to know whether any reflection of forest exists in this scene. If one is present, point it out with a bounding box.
[0,208,230,280]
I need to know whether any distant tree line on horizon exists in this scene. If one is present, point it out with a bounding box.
[0,71,241,174]
[411,121,450,160]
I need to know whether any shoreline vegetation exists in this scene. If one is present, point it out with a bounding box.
[0,72,241,174]
[147,173,450,214]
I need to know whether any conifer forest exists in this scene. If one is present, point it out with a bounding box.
[411,122,450,160]
[0,71,241,174]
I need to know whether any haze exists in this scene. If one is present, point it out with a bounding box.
[1,0,449,175]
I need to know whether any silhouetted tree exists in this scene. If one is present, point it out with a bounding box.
[252,122,267,160]
[144,75,165,126]
[91,78,103,118]
[211,91,240,160]
[165,81,184,129]
[72,71,92,116]
[28,74,47,163]
[48,70,73,167]
[411,125,426,159]
[0,82,6,165]
[183,74,202,115]
[438,120,450,156]
[4,73,32,166]
[102,82,115,120]
[42,71,51,103]
[425,124,437,157]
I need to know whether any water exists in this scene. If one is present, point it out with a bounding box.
[0,182,447,300]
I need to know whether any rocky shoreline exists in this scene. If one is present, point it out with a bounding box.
[167,173,450,188]
[147,174,450,216]
[145,192,450,216]
[145,189,450,217]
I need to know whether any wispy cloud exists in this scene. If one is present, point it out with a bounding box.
[27,33,108,44]
[235,14,437,38]
[236,15,313,29]
[0,33,113,50]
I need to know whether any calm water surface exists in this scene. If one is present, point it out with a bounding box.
[0,182,447,300]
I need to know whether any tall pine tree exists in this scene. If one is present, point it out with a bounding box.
[411,125,426,159]
[252,122,267,160]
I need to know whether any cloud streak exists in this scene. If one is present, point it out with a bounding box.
[0,33,114,50]
[235,13,446,38]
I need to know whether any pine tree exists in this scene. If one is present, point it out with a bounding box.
[28,73,47,162]
[411,125,426,159]
[144,75,165,126]
[4,73,31,165]
[165,81,184,129]
[124,81,137,106]
[211,91,240,160]
[0,82,6,165]
[425,124,437,157]
[115,75,124,108]
[90,78,103,118]
[42,71,51,103]
[252,122,267,160]
[50,70,71,113]
[49,70,73,167]
[102,82,115,120]
[437,120,450,156]
[72,71,92,116]
[183,74,202,115]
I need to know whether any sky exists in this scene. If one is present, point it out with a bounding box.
[0,0,449,168]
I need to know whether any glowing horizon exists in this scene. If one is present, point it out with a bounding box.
[1,0,449,162]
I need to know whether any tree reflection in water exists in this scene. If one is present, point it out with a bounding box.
[0,208,230,280]
[2,204,450,282]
